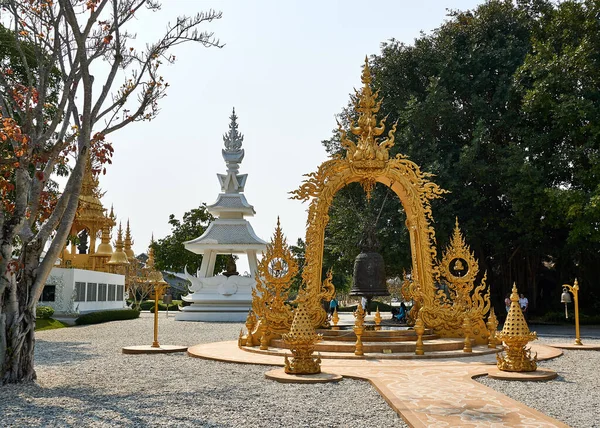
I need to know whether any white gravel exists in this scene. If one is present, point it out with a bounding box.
[2,315,599,427]
[1,313,405,427]
[477,333,600,428]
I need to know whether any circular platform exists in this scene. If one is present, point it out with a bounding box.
[265,368,343,384]
[122,345,188,354]
[547,343,600,351]
[487,367,558,381]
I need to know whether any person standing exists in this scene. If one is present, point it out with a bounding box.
[329,297,338,316]
[504,294,511,314]
[361,296,367,313]
[519,293,529,318]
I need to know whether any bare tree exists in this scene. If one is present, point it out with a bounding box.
[0,0,222,384]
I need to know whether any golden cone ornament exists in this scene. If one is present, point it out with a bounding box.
[496,283,537,372]
[331,307,339,330]
[282,302,322,374]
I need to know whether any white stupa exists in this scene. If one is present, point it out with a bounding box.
[176,108,267,321]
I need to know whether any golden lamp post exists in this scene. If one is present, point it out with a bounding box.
[122,239,186,355]
[150,280,169,348]
[561,279,582,346]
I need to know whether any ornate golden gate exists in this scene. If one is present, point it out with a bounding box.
[290,59,490,343]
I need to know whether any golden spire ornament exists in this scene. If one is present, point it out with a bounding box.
[374,306,382,331]
[244,311,256,347]
[251,218,297,343]
[496,283,537,372]
[462,316,472,353]
[414,312,425,356]
[282,302,322,374]
[107,222,129,271]
[353,302,366,356]
[331,307,339,330]
[124,219,135,260]
[340,57,397,167]
[337,57,397,198]
[487,308,499,348]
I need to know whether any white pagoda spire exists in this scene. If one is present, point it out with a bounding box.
[218,108,248,193]
[179,109,267,322]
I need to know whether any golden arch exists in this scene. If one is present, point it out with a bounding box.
[291,155,446,316]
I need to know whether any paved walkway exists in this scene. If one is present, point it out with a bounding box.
[189,341,567,427]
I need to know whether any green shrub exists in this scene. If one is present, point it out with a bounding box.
[139,300,154,311]
[35,318,68,331]
[75,309,140,325]
[36,305,55,319]
[149,302,180,313]
[535,310,600,325]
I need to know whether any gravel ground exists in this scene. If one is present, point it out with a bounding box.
[1,313,404,428]
[2,315,599,427]
[477,331,600,428]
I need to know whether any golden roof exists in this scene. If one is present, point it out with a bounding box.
[497,283,536,340]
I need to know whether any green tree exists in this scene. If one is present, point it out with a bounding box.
[0,0,222,384]
[153,204,227,274]
[322,0,600,313]
[514,0,600,302]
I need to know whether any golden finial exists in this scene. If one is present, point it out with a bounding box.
[245,311,256,347]
[145,235,166,285]
[238,329,244,348]
[124,219,135,259]
[146,234,157,269]
[463,316,472,352]
[353,302,366,356]
[487,308,499,348]
[374,306,382,330]
[338,57,397,170]
[108,222,129,266]
[414,312,425,355]
[496,283,537,372]
[331,307,339,330]
[282,302,322,374]
[95,223,113,256]
[80,154,96,197]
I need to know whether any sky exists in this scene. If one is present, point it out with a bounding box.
[97,0,485,270]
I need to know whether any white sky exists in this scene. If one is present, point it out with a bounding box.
[98,0,484,267]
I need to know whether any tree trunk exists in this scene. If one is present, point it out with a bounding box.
[0,236,45,384]
[1,306,36,383]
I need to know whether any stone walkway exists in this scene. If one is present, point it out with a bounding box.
[189,341,567,427]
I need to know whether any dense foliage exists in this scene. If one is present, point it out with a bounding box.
[152,204,228,274]
[322,0,600,314]
[75,309,140,326]
[35,306,54,319]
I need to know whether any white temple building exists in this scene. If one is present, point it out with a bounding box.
[176,109,267,321]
